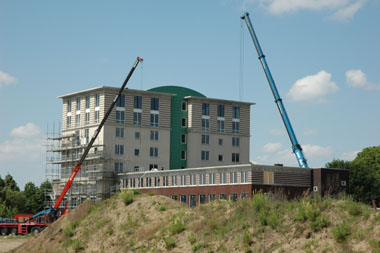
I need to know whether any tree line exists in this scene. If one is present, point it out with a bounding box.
[0,174,52,218]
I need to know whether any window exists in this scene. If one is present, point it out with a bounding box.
[114,162,123,173]
[134,96,142,109]
[151,97,159,110]
[241,193,249,199]
[190,174,195,185]
[95,111,100,123]
[134,166,140,172]
[134,149,140,156]
[150,130,159,140]
[218,138,223,146]
[130,178,136,188]
[115,145,124,155]
[171,195,177,200]
[135,132,140,140]
[232,137,240,147]
[150,147,158,157]
[201,118,209,131]
[138,178,143,187]
[67,116,71,128]
[76,98,81,111]
[67,99,72,112]
[199,194,206,204]
[163,176,168,186]
[133,112,142,126]
[209,173,216,184]
[264,171,274,184]
[181,150,186,160]
[202,103,209,116]
[201,135,209,144]
[181,134,186,144]
[230,172,238,183]
[189,195,196,208]
[84,129,89,143]
[95,94,100,107]
[180,195,186,204]
[232,153,240,163]
[201,151,209,161]
[85,112,90,125]
[146,177,152,187]
[219,193,226,200]
[181,101,187,111]
[209,194,216,202]
[172,175,177,186]
[149,164,158,170]
[218,155,223,162]
[217,104,225,117]
[154,177,160,187]
[116,128,124,138]
[75,114,80,127]
[116,111,125,124]
[217,120,224,133]
[241,171,248,183]
[230,193,238,202]
[86,96,90,109]
[181,175,186,185]
[181,118,187,127]
[232,122,240,134]
[150,114,159,127]
[199,174,206,185]
[116,94,125,107]
[220,172,226,184]
[233,106,240,118]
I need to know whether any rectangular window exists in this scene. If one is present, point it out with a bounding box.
[150,130,159,141]
[151,97,159,110]
[241,171,248,183]
[116,128,124,138]
[201,134,209,144]
[181,101,187,111]
[130,178,135,188]
[134,149,139,156]
[86,96,90,109]
[232,153,240,163]
[201,151,209,161]
[190,174,195,185]
[67,116,71,128]
[240,193,248,199]
[116,111,125,124]
[199,174,206,185]
[133,112,142,126]
[75,114,80,127]
[150,147,158,157]
[84,129,89,143]
[114,162,123,173]
[264,171,274,184]
[233,106,240,119]
[85,112,90,125]
[232,122,240,134]
[217,120,224,133]
[232,137,240,147]
[76,98,81,110]
[134,166,140,172]
[209,173,216,184]
[230,193,238,202]
[217,104,225,117]
[181,134,186,144]
[150,114,159,127]
[199,194,206,204]
[115,145,124,155]
[134,95,142,109]
[146,177,152,187]
[135,132,140,140]
[218,155,223,162]
[95,111,100,123]
[116,94,125,107]
[181,150,186,160]
[201,118,209,131]
[202,103,209,116]
[154,177,160,187]
[180,195,186,204]
[171,195,177,200]
[95,94,100,107]
[67,99,72,112]
[230,172,238,183]
[149,164,158,170]
[209,194,216,202]
[181,118,187,127]
[138,178,143,188]
[163,176,168,186]
[181,175,186,185]
[219,193,226,200]
[172,175,177,186]
[218,138,223,146]
[220,172,226,184]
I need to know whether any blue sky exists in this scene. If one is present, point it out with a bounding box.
[0,0,379,188]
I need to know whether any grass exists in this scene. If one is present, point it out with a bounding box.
[169,219,186,234]
[163,236,176,249]
[121,190,135,206]
[332,222,351,243]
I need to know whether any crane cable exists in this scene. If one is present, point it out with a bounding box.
[239,19,245,101]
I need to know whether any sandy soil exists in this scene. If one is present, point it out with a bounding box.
[0,236,28,253]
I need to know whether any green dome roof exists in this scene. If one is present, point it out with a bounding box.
[148,86,206,98]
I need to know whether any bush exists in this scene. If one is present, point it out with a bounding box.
[72,239,84,251]
[347,201,362,216]
[332,222,351,243]
[163,236,176,249]
[192,242,207,252]
[63,220,80,237]
[252,193,268,213]
[243,231,253,246]
[310,215,330,232]
[121,190,134,206]
[188,232,197,245]
[169,219,185,234]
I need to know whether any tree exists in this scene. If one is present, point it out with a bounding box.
[24,182,39,214]
[4,174,19,191]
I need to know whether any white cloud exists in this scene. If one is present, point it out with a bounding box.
[262,142,283,152]
[287,70,339,102]
[302,144,333,157]
[303,129,318,136]
[10,123,41,138]
[269,128,285,136]
[330,0,366,21]
[0,71,17,88]
[346,69,380,90]
[340,150,359,161]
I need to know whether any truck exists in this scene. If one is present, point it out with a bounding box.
[0,57,143,235]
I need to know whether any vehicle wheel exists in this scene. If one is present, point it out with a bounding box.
[10,227,17,236]
[31,227,41,235]
[0,227,8,236]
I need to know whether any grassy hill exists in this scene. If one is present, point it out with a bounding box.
[15,191,380,252]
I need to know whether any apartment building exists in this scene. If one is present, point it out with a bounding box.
[48,85,253,205]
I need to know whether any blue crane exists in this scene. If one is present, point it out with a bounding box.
[241,12,309,168]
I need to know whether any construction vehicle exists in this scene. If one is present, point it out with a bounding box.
[241,12,309,168]
[0,57,143,235]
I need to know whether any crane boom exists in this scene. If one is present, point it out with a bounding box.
[53,57,143,210]
[241,12,308,168]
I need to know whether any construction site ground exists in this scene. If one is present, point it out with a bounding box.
[0,236,28,253]
[14,191,380,252]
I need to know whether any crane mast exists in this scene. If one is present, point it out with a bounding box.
[241,12,309,168]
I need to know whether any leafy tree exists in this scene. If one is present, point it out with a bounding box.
[4,174,19,191]
[24,182,39,214]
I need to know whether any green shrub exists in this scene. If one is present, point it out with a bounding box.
[132,189,140,195]
[169,219,185,234]
[121,190,134,206]
[188,232,197,245]
[158,204,168,212]
[63,220,80,237]
[192,242,207,252]
[310,215,330,232]
[163,236,176,249]
[243,231,253,246]
[369,239,380,250]
[252,193,268,213]
[332,222,351,243]
[347,201,362,216]
[72,239,84,251]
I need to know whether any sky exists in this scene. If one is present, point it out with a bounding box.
[0,0,379,188]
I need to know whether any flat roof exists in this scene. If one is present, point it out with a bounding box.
[184,95,255,106]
